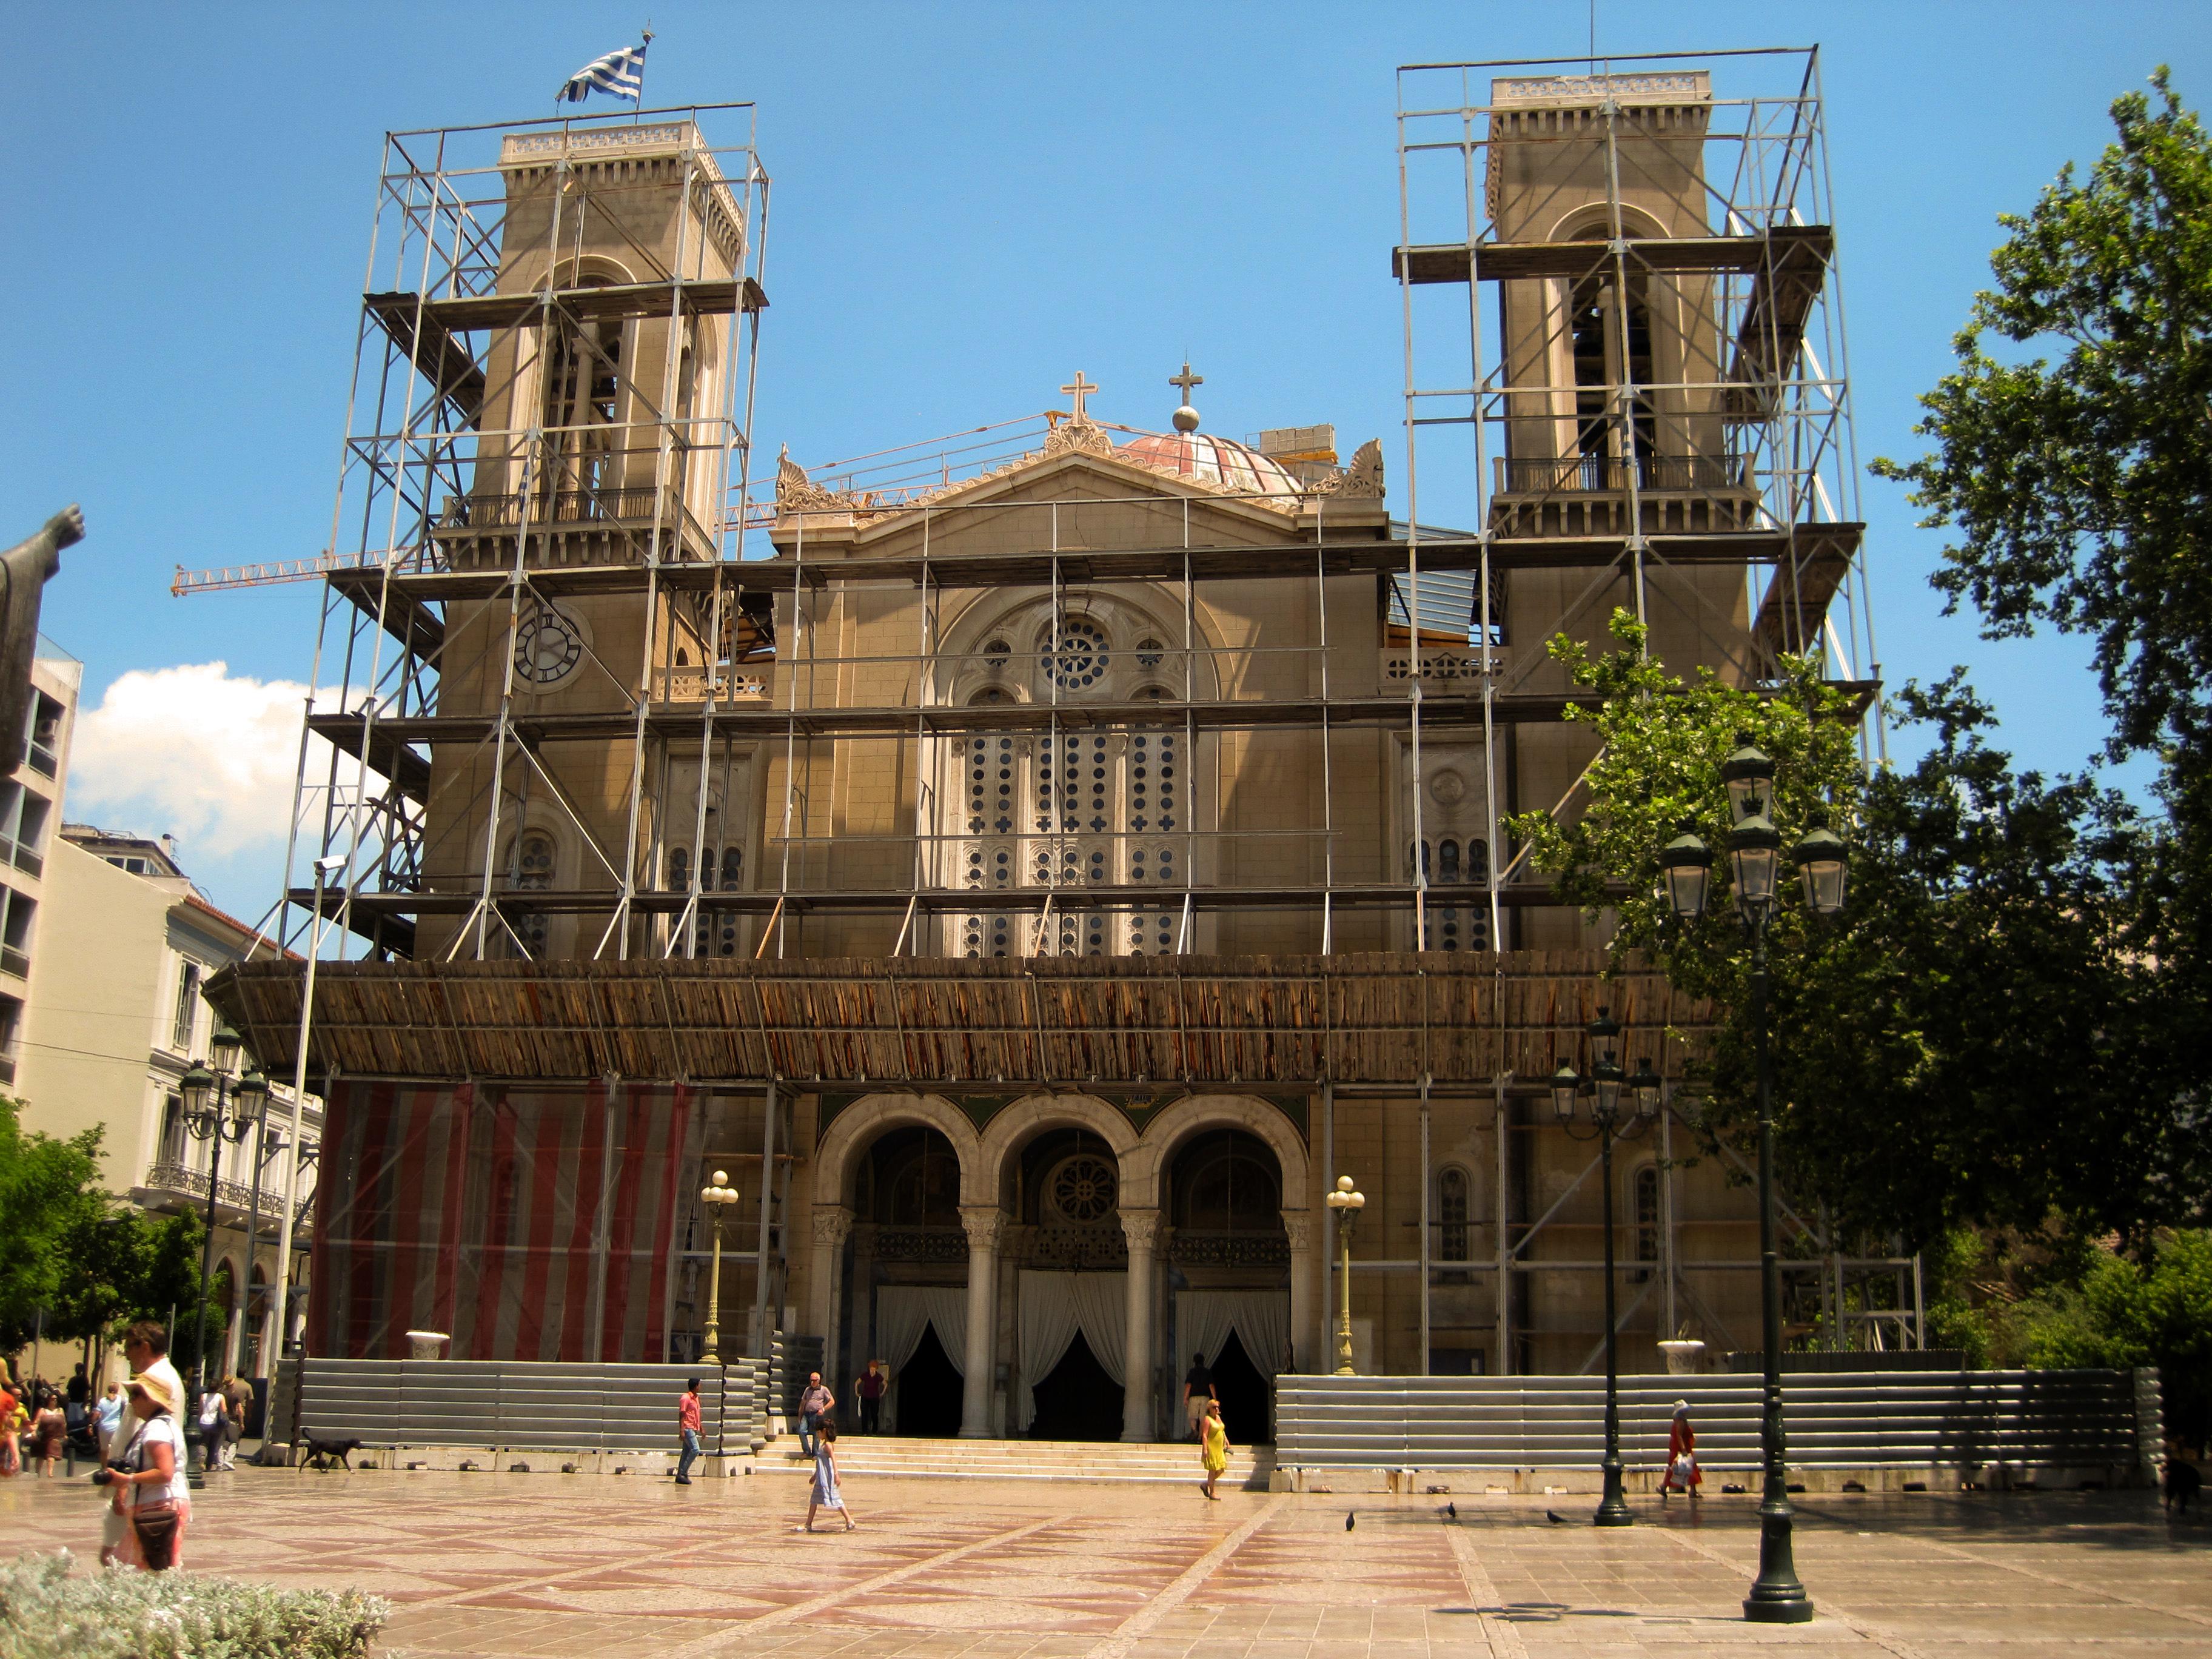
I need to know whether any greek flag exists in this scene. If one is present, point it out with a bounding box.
[557,41,648,106]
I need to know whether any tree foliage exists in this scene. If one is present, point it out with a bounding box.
[1509,614,2192,1252]
[1872,69,2212,785]
[0,1098,207,1356]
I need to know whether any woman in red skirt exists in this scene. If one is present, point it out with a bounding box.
[1660,1399,1701,1503]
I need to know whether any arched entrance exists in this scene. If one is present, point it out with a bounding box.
[850,1125,967,1437]
[1010,1125,1130,1440]
[1165,1128,1288,1444]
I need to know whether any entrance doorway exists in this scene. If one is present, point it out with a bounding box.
[1028,1332,1121,1441]
[1212,1329,1271,1444]
[894,1323,963,1437]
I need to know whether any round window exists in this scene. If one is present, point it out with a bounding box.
[1041,619,1110,688]
[1046,1152,1118,1224]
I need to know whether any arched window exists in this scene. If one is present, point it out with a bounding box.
[1567,269,1657,476]
[1634,1164,1661,1283]
[540,276,622,508]
[1438,1165,1472,1262]
[1171,1133,1281,1232]
[506,829,556,957]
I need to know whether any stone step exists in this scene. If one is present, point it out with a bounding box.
[763,1436,1271,1485]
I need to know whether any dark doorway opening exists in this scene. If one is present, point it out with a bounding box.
[1028,1331,1122,1441]
[1211,1329,1271,1444]
[894,1322,963,1438]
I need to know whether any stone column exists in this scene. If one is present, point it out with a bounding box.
[808,1207,853,1392]
[1120,1209,1161,1442]
[1282,1209,1316,1375]
[958,1206,1007,1438]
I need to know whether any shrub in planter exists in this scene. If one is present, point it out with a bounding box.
[0,1552,388,1659]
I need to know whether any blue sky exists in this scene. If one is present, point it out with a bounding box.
[5,1,2205,921]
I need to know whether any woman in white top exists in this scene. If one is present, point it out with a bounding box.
[104,1373,189,1570]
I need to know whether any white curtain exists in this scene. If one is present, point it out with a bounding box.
[1016,1270,1128,1429]
[1176,1290,1293,1380]
[875,1285,968,1379]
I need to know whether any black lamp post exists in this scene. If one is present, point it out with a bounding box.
[1550,1008,1660,1528]
[1658,732,1848,1624]
[178,1025,266,1485]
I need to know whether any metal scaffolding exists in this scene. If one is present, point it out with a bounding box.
[257,56,1917,1371]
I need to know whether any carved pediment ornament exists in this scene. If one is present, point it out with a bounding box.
[1305,438,1386,500]
[776,447,871,515]
[1041,417,1113,459]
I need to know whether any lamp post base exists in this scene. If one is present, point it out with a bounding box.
[1742,1593,1816,1624]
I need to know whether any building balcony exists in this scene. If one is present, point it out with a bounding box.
[429,483,719,571]
[137,1160,314,1236]
[1489,452,1763,538]
[648,666,772,705]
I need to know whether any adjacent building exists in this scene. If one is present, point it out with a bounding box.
[19,825,318,1378]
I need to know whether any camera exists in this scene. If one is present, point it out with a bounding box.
[89,1460,129,1487]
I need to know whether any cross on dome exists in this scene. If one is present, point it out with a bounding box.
[1170,361,1204,434]
[1060,372,1098,423]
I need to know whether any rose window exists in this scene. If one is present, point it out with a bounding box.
[1048,1153,1118,1224]
[1041,620,1110,689]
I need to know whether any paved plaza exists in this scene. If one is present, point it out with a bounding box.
[1,1467,2207,1657]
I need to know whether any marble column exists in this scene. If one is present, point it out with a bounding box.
[1119,1209,1161,1442]
[1282,1209,1315,1375]
[958,1206,1007,1438]
[808,1206,853,1392]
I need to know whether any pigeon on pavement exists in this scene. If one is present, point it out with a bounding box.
[1546,1509,1567,1524]
[1346,1512,1356,1530]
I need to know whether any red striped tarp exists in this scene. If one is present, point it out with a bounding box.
[309,1081,695,1362]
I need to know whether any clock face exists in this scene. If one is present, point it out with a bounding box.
[514,604,583,687]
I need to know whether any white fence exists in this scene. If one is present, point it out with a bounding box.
[1275,1369,2160,1474]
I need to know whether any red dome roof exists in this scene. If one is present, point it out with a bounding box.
[1118,429,1301,500]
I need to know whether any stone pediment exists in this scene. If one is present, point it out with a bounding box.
[769,423,1387,558]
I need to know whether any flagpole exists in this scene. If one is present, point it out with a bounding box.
[635,27,653,115]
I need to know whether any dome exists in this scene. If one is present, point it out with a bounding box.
[1118,429,1301,499]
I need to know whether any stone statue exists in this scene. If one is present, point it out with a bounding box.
[0,506,85,778]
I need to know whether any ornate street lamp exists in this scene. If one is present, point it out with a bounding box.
[1324,1175,1366,1375]
[178,1029,262,1485]
[698,1168,741,1366]
[1552,1008,1658,1528]
[1658,732,1849,1624]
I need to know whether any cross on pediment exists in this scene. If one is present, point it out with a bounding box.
[1060,372,1098,423]
[1170,361,1203,402]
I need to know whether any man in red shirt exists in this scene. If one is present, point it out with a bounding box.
[676,1378,703,1485]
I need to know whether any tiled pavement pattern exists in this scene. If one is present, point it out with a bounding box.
[2,1469,2208,1657]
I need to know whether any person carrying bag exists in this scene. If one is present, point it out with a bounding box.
[97,1372,190,1570]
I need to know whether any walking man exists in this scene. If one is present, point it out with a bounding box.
[676,1376,703,1485]
[797,1371,834,1456]
[1182,1351,1216,1443]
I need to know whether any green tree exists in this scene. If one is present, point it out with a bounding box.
[1872,69,2212,793]
[1508,614,2186,1252]
[2009,1230,2212,1448]
[0,1098,110,1352]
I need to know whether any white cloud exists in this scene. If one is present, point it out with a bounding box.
[68,662,325,860]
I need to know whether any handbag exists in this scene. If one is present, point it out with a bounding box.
[131,1500,182,1570]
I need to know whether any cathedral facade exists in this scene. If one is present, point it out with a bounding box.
[216,60,1891,1441]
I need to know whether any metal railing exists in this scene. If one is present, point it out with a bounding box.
[437,485,706,533]
[143,1160,259,1210]
[1275,1369,2159,1473]
[1495,454,1751,494]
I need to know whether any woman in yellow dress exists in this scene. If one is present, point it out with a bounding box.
[1199,1397,1230,1500]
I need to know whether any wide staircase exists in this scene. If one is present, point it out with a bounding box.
[767,1435,1273,1487]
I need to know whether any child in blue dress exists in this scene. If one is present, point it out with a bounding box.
[805,1418,857,1532]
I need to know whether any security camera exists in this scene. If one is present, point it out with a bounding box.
[313,854,348,876]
